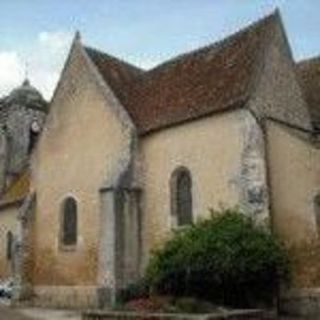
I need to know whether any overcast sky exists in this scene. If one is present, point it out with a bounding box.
[0,0,319,99]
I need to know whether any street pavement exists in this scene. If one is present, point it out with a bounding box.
[0,305,33,320]
[0,304,80,320]
[0,302,316,320]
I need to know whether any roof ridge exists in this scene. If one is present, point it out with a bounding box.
[84,46,145,73]
[84,10,278,78]
[147,10,279,74]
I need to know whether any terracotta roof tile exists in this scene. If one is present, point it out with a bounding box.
[296,57,320,129]
[86,12,277,135]
[84,47,144,98]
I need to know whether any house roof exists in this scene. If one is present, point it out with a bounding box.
[86,12,278,135]
[296,57,320,129]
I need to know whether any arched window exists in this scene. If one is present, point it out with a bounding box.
[171,167,193,226]
[6,231,13,260]
[314,194,320,233]
[61,197,78,247]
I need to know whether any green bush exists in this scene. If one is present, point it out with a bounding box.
[145,208,289,307]
[121,277,150,302]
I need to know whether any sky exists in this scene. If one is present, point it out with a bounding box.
[0,0,319,99]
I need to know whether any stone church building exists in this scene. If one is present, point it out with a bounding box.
[0,10,320,309]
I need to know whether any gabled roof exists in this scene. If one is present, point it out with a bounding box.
[296,57,320,129]
[86,12,278,135]
[84,47,144,99]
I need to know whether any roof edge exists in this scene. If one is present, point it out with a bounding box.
[266,116,316,134]
[80,40,138,133]
[147,9,281,73]
[140,97,248,137]
[245,10,281,106]
[84,46,145,74]
[297,55,320,66]
[51,31,82,105]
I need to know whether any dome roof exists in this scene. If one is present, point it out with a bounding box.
[7,79,46,109]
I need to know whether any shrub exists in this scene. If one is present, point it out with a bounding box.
[121,277,150,302]
[145,208,289,307]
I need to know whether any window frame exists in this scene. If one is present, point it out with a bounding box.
[314,194,320,234]
[6,231,13,261]
[170,166,193,228]
[59,196,78,251]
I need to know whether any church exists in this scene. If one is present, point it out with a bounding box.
[0,10,320,310]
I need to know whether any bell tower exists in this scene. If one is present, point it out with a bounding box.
[0,78,47,189]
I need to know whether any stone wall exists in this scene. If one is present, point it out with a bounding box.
[30,285,99,309]
[0,79,47,190]
[0,204,18,279]
[29,37,133,295]
[238,111,269,222]
[140,109,266,269]
[266,120,320,244]
[5,104,45,176]
[280,288,320,317]
[0,130,8,193]
[265,123,320,315]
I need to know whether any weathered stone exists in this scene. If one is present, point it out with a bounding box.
[0,79,47,188]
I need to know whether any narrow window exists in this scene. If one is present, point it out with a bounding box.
[28,121,40,153]
[314,194,320,233]
[61,197,78,246]
[6,231,13,260]
[171,167,193,226]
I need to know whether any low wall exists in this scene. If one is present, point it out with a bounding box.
[82,309,265,320]
[280,288,320,316]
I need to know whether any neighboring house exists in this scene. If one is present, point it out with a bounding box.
[0,9,320,312]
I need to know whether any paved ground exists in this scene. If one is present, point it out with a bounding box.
[0,305,33,320]
[0,305,80,320]
[0,303,315,320]
[18,308,80,320]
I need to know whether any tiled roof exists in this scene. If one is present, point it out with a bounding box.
[0,169,30,207]
[296,57,320,129]
[86,12,277,135]
[84,47,144,99]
